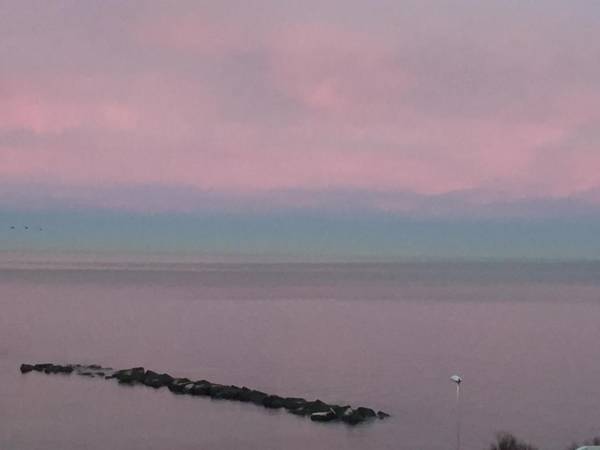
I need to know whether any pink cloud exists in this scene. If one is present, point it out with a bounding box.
[0,79,140,134]
[0,117,567,196]
[268,23,412,118]
[1,3,600,212]
[0,93,83,134]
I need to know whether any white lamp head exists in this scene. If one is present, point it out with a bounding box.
[450,375,462,384]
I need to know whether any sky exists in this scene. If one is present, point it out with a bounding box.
[1,1,600,261]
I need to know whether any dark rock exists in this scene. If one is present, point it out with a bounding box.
[356,407,376,418]
[341,406,377,425]
[143,369,159,379]
[289,399,331,416]
[246,390,268,405]
[211,385,243,400]
[167,378,192,394]
[142,370,174,389]
[20,364,35,374]
[283,397,307,410]
[112,367,145,384]
[310,409,338,422]
[34,363,53,372]
[204,383,223,397]
[304,400,331,414]
[331,405,351,418]
[43,364,72,374]
[181,383,196,394]
[189,381,212,396]
[262,395,285,409]
[236,387,252,402]
[340,409,362,425]
[288,406,309,416]
[377,411,390,419]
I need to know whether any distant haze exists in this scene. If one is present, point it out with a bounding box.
[1,1,600,260]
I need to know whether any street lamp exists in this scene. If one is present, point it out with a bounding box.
[450,375,462,450]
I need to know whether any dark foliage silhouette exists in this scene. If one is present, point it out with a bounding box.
[489,432,538,450]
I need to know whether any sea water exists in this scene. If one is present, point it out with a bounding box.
[1,261,600,450]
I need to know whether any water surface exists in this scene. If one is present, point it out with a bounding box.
[1,262,600,450]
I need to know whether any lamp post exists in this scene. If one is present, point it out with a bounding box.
[450,375,463,450]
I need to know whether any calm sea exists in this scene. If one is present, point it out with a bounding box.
[1,261,600,450]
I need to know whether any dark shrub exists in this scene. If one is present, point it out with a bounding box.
[490,432,538,450]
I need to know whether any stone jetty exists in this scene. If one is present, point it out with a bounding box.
[20,363,390,425]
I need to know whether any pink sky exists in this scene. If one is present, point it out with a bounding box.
[1,1,600,213]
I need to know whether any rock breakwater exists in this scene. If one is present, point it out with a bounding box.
[20,363,390,425]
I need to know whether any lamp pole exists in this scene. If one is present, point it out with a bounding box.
[450,375,463,450]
